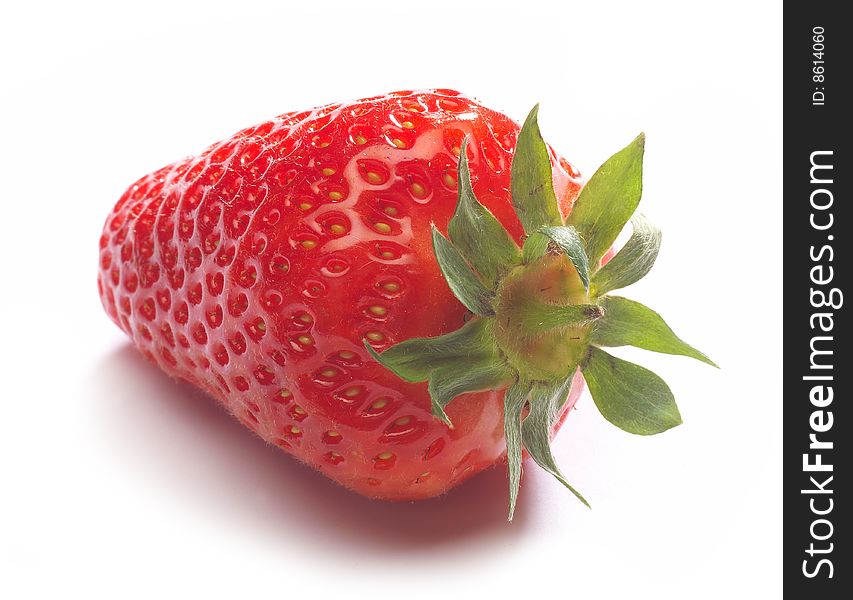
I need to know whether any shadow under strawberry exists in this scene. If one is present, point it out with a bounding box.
[91,344,551,553]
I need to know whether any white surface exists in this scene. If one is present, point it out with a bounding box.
[1,1,781,598]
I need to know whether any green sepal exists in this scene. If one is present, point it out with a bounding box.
[447,138,522,285]
[530,225,590,290]
[521,376,590,507]
[431,226,495,316]
[582,346,682,435]
[591,296,717,367]
[591,214,661,296]
[521,231,551,264]
[503,382,528,521]
[568,133,645,269]
[363,317,498,382]
[428,359,513,427]
[364,318,511,426]
[510,105,564,235]
[515,301,604,335]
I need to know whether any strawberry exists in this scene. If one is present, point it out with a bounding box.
[98,89,713,518]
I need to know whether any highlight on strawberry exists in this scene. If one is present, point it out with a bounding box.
[98,90,714,520]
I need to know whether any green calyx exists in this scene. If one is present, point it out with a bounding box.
[365,106,717,520]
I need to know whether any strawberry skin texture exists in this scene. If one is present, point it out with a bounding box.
[98,89,583,500]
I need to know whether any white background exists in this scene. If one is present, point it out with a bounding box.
[1,1,781,598]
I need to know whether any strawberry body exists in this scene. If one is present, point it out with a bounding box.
[98,90,583,500]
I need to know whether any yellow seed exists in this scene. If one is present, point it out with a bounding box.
[443,173,457,188]
[299,202,313,210]
[256,322,266,331]
[391,138,406,149]
[381,281,400,293]
[320,368,338,378]
[365,331,384,342]
[297,313,313,323]
[339,350,355,359]
[321,167,336,176]
[366,171,383,184]
[326,430,341,438]
[278,389,292,399]
[297,335,314,345]
[293,406,306,414]
[318,141,330,148]
[383,206,398,217]
[368,305,387,316]
[290,426,302,434]
[328,191,344,201]
[401,121,414,129]
[374,222,392,234]
[343,386,361,398]
[380,251,395,259]
[301,239,317,249]
[329,223,346,235]
[354,135,367,145]
[377,452,393,460]
[410,182,426,198]
[394,416,412,426]
[370,398,388,409]
[451,146,461,157]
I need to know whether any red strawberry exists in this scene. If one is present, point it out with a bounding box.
[99,89,713,518]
